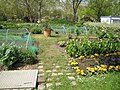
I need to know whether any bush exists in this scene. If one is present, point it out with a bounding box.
[31,26,42,34]
[84,22,120,41]
[19,49,36,64]
[0,15,7,21]
[0,43,20,69]
[0,42,36,70]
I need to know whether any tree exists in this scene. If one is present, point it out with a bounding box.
[37,0,44,22]
[72,0,83,22]
[87,0,120,22]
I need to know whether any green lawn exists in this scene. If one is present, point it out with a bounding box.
[33,34,120,90]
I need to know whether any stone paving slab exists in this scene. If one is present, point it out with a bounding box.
[51,73,57,76]
[39,69,44,73]
[46,70,52,73]
[71,81,76,86]
[0,70,38,89]
[38,66,43,69]
[46,83,53,88]
[58,73,63,75]
[68,76,75,81]
[38,73,44,77]
[38,83,45,90]
[56,82,62,86]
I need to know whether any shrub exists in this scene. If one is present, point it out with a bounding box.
[84,22,120,41]
[19,49,36,64]
[31,26,42,34]
[0,42,36,70]
[0,42,19,69]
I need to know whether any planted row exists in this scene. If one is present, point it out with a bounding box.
[0,42,36,70]
[69,57,120,76]
[66,39,120,58]
[84,22,120,41]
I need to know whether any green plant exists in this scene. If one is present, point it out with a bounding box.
[58,41,66,47]
[66,39,120,58]
[19,49,36,64]
[31,26,42,34]
[0,42,19,69]
[0,42,37,70]
[84,22,120,41]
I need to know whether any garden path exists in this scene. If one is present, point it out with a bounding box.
[33,35,77,90]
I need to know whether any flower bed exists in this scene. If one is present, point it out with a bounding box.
[66,38,120,76]
[69,52,120,76]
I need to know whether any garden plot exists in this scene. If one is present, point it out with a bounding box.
[0,70,38,89]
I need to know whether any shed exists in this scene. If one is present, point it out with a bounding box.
[101,16,120,24]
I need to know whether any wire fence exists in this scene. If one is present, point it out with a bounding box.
[0,29,33,48]
[51,25,89,35]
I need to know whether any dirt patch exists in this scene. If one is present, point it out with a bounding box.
[77,59,97,72]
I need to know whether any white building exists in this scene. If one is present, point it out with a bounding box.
[101,16,120,24]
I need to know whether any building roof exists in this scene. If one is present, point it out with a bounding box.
[101,16,120,18]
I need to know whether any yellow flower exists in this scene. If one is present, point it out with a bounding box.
[87,56,90,58]
[79,56,85,59]
[105,54,109,57]
[73,66,79,70]
[90,68,95,73]
[115,66,119,71]
[117,52,120,55]
[97,66,102,71]
[108,66,114,70]
[94,67,98,71]
[90,55,94,59]
[113,52,117,55]
[102,68,107,72]
[101,64,107,68]
[87,67,95,72]
[71,61,78,66]
[94,53,99,57]
[86,67,91,70]
[81,70,86,75]
[76,69,81,73]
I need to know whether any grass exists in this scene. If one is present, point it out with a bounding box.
[32,34,120,90]
[50,72,120,90]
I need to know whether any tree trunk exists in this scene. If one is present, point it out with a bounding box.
[73,9,77,22]
[25,0,32,22]
[38,0,43,22]
[72,0,82,22]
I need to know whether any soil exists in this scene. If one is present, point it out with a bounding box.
[10,62,38,70]
[55,42,66,54]
[77,59,97,72]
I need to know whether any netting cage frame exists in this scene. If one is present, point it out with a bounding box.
[0,29,32,49]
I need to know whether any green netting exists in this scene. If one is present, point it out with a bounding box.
[28,46,38,56]
[51,25,88,35]
[0,29,38,55]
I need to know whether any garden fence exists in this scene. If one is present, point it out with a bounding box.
[0,29,33,48]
